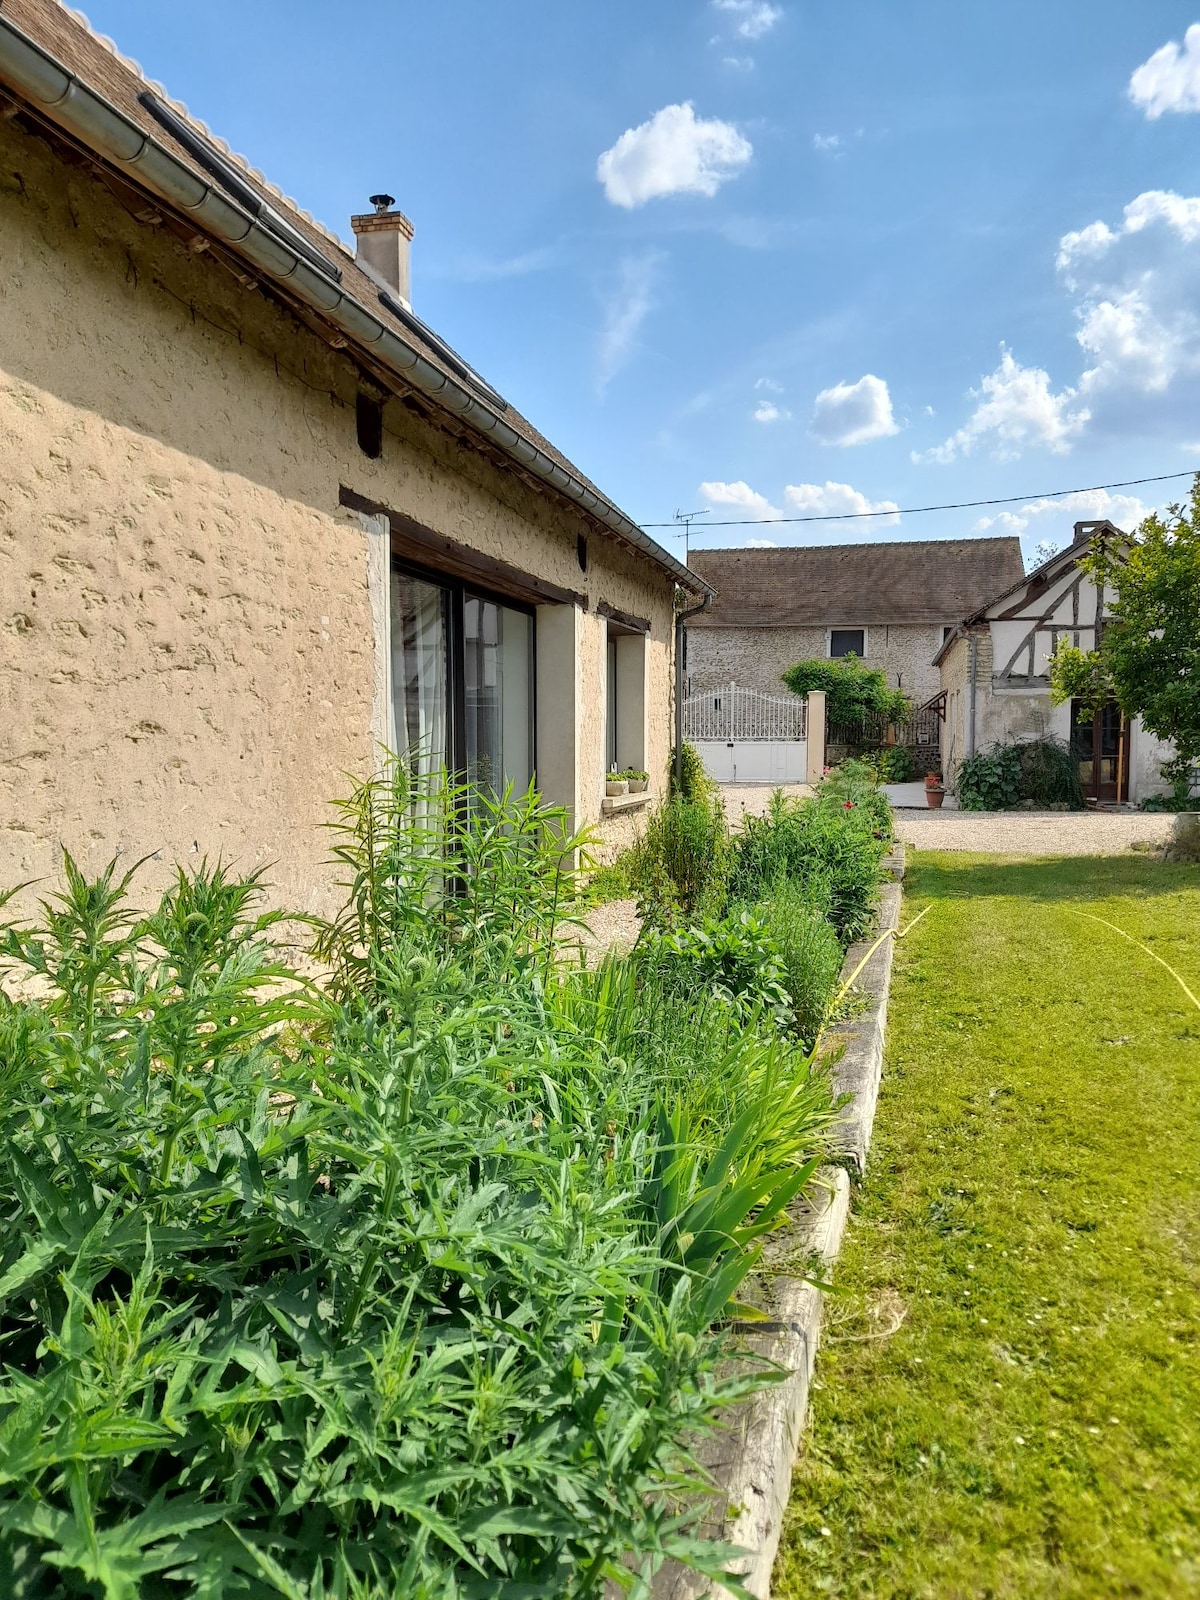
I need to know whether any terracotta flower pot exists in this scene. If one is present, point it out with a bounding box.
[926,787,946,808]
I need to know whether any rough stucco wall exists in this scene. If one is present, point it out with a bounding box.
[687,622,950,705]
[938,635,968,775]
[0,114,673,909]
[1129,722,1174,801]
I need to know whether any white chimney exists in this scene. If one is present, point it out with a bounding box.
[351,193,414,306]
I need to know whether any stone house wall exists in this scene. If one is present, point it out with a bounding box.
[687,622,951,707]
[0,112,673,909]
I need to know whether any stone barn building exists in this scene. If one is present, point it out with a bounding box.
[684,538,1024,709]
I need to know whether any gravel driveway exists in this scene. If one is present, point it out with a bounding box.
[717,783,1172,855]
[891,807,1173,855]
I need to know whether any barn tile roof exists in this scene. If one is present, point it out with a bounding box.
[685,537,1025,628]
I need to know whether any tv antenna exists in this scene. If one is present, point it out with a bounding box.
[673,507,709,564]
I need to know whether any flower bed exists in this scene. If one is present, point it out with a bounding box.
[0,766,855,1598]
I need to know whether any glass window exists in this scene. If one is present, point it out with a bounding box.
[830,628,865,659]
[464,593,533,796]
[391,571,450,780]
[391,564,534,798]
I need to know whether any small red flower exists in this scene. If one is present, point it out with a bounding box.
[843,800,854,808]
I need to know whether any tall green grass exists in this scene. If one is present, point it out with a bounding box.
[0,769,835,1599]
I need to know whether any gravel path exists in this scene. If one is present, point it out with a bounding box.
[892,807,1173,855]
[718,783,813,824]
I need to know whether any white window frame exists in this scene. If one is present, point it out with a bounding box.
[827,625,868,660]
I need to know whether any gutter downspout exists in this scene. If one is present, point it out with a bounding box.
[967,632,979,759]
[0,12,714,601]
[674,592,713,794]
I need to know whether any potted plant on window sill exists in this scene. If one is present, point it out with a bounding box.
[606,770,628,798]
[624,769,649,794]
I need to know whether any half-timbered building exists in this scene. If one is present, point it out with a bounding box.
[935,520,1174,804]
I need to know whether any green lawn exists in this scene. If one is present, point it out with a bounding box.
[775,852,1200,1600]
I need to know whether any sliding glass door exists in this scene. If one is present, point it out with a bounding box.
[391,571,450,781]
[391,562,534,796]
[463,595,533,795]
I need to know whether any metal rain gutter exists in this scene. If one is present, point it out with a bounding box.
[0,13,712,600]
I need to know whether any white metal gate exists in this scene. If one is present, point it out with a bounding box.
[682,684,808,784]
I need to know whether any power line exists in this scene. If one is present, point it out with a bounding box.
[640,468,1198,532]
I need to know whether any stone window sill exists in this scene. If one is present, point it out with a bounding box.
[601,790,654,815]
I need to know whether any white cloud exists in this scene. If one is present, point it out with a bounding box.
[753,401,790,422]
[811,374,900,447]
[813,133,842,154]
[915,349,1089,464]
[783,481,900,525]
[1076,289,1178,394]
[1060,190,1200,277]
[596,252,660,392]
[597,103,752,208]
[700,479,782,519]
[974,488,1151,537]
[1129,24,1200,118]
[745,537,779,547]
[711,0,782,40]
[932,186,1200,459]
[1056,220,1116,275]
[699,478,900,528]
[1055,191,1200,402]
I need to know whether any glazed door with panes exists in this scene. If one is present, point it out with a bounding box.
[1070,698,1129,803]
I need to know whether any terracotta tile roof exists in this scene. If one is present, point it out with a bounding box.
[0,0,703,590]
[686,537,1026,627]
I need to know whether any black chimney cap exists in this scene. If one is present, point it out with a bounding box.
[369,193,396,213]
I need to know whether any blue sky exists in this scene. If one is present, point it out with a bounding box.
[80,2,1200,562]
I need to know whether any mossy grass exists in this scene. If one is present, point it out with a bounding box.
[777,851,1200,1599]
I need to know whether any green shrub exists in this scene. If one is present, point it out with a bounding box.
[0,775,836,1598]
[668,741,718,805]
[636,906,793,1024]
[862,745,916,783]
[750,877,846,1048]
[1016,737,1085,809]
[955,739,1084,812]
[816,760,894,837]
[629,795,731,923]
[781,657,911,726]
[955,744,1022,811]
[585,853,634,903]
[732,782,888,944]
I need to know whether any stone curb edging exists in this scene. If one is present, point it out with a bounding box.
[651,849,905,1599]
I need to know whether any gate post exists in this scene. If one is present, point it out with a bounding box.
[805,690,826,786]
